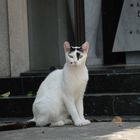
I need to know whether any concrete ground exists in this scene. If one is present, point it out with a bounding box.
[0,122,140,140]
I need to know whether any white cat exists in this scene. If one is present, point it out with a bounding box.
[32,41,91,127]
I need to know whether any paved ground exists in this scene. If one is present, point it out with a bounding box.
[0,122,140,140]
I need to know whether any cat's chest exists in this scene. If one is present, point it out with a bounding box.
[63,69,88,90]
[70,72,88,84]
[63,73,88,100]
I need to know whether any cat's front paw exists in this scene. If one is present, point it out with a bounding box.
[81,119,91,125]
[74,119,83,126]
[74,119,91,126]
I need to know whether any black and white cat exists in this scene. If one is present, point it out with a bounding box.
[0,41,90,131]
[32,41,91,127]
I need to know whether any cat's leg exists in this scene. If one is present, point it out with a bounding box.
[64,97,84,126]
[50,120,65,127]
[33,105,51,127]
[50,114,72,126]
[50,119,73,126]
[63,119,73,125]
[76,97,91,125]
[35,116,49,127]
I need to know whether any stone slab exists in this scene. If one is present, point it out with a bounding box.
[8,0,29,77]
[113,0,140,52]
[0,0,10,77]
[0,122,140,140]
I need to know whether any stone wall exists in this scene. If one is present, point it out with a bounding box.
[0,0,29,77]
[0,0,10,77]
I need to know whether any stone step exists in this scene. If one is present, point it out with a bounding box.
[1,65,140,96]
[0,66,140,117]
[0,94,140,117]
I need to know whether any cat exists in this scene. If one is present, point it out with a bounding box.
[0,41,90,131]
[32,41,90,127]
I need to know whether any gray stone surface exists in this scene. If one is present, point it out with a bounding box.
[7,0,29,77]
[28,0,59,70]
[126,52,140,64]
[28,0,72,70]
[0,122,140,140]
[113,0,140,52]
[57,0,74,66]
[85,0,103,66]
[0,0,30,77]
[0,0,10,77]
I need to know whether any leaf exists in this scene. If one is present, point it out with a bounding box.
[27,91,33,97]
[112,116,123,123]
[0,92,10,98]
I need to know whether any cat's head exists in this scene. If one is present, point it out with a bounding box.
[64,41,89,66]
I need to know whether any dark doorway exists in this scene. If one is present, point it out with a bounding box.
[102,0,126,65]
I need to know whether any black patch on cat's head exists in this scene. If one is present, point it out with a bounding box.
[76,52,81,60]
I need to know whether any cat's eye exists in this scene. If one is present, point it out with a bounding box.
[68,55,73,58]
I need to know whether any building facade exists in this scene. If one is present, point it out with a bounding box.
[0,0,139,77]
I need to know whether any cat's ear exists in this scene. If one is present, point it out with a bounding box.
[82,41,89,53]
[64,41,70,52]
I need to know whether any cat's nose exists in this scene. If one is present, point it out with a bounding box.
[71,61,78,65]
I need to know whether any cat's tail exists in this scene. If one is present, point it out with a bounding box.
[0,120,36,131]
